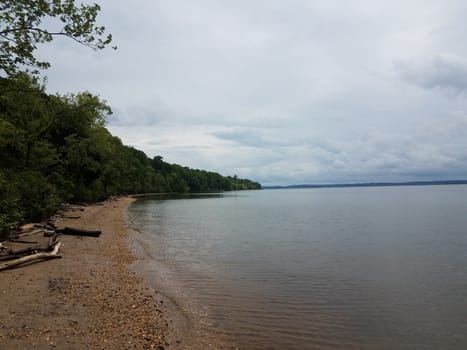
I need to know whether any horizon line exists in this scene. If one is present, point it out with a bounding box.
[262,179,467,189]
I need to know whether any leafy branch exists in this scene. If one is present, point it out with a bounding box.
[0,0,115,76]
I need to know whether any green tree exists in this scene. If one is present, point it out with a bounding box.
[0,169,22,236]
[0,0,114,76]
[0,72,261,236]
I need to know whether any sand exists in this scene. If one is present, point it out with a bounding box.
[0,197,170,349]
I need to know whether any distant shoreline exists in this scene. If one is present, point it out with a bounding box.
[263,180,467,190]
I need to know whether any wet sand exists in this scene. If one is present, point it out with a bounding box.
[0,197,169,349]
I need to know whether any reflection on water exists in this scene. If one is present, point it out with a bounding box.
[129,186,467,350]
[134,193,238,202]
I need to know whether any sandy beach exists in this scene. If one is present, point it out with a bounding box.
[0,197,170,349]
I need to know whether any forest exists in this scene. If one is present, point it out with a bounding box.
[0,1,260,236]
[0,74,260,236]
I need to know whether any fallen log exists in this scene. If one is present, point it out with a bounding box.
[8,239,39,244]
[56,227,101,237]
[0,251,38,261]
[18,229,45,237]
[0,255,21,262]
[48,233,59,250]
[6,247,36,256]
[0,242,61,271]
[0,246,52,261]
[43,229,56,237]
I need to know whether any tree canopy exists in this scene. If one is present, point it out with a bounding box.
[0,0,114,76]
[0,75,261,236]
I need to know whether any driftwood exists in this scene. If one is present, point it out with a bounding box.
[8,239,39,244]
[18,229,44,237]
[0,213,103,270]
[17,226,55,238]
[56,227,101,237]
[43,229,56,237]
[48,233,59,248]
[0,247,52,261]
[0,234,61,262]
[0,242,61,271]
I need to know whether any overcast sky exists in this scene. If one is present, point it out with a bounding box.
[37,0,467,185]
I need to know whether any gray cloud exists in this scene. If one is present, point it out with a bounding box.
[395,54,467,94]
[212,128,300,148]
[109,105,168,127]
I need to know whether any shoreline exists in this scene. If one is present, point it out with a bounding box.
[127,198,234,350]
[0,197,169,349]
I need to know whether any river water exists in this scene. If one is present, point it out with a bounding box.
[128,186,467,349]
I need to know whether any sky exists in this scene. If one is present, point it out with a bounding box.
[36,0,467,186]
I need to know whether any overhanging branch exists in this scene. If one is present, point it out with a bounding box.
[0,26,99,49]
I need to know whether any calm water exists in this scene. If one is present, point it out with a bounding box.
[129,186,467,349]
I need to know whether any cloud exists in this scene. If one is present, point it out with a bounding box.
[212,128,299,148]
[35,0,467,185]
[394,54,467,95]
[109,105,168,127]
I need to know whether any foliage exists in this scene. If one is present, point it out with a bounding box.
[0,169,22,235]
[0,0,114,76]
[0,75,261,236]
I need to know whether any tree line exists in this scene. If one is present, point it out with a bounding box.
[0,74,261,236]
[0,1,260,236]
